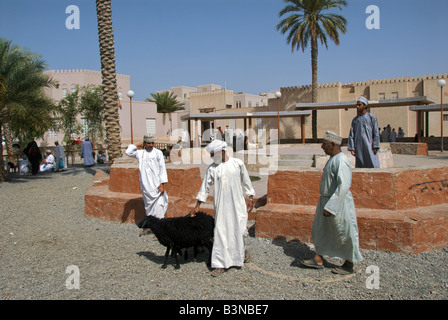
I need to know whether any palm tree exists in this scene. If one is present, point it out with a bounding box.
[146,91,185,136]
[96,0,121,162]
[0,38,56,181]
[277,0,347,141]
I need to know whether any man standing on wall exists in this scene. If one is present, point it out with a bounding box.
[125,135,169,219]
[347,96,380,168]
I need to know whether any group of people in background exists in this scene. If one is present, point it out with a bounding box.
[18,136,105,175]
[380,125,404,142]
[21,140,67,175]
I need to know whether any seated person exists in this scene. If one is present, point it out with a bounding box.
[96,149,107,164]
[19,155,30,174]
[40,149,55,172]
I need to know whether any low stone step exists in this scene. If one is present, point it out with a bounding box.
[278,153,315,160]
[277,159,314,167]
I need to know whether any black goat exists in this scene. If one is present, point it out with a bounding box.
[138,212,214,269]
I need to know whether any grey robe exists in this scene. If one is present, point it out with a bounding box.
[347,112,380,168]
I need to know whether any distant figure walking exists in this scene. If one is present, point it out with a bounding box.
[380,127,389,142]
[390,128,397,142]
[54,141,67,171]
[301,131,363,275]
[81,136,95,167]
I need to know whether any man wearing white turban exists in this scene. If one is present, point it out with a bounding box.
[347,97,380,168]
[301,131,363,274]
[191,139,255,277]
[125,135,169,219]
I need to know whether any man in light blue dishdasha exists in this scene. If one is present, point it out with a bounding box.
[301,131,363,275]
[347,96,380,168]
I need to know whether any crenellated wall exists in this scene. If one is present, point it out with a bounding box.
[281,73,447,91]
[278,73,448,140]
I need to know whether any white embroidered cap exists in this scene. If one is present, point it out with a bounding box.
[323,130,342,145]
[143,134,155,143]
[357,96,369,105]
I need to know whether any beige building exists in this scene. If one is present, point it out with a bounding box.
[180,73,448,145]
[38,70,447,152]
[281,73,448,141]
[41,69,179,149]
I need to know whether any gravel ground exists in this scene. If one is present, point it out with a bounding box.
[1,164,447,303]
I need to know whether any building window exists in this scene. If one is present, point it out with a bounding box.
[392,92,398,99]
[378,93,385,100]
[443,114,448,122]
[81,118,89,137]
[146,118,156,135]
[48,128,58,138]
[62,88,68,98]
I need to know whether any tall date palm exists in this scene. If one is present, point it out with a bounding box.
[96,0,121,161]
[277,0,347,141]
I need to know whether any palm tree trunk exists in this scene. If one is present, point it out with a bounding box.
[0,123,7,181]
[96,0,122,162]
[3,122,15,159]
[311,38,318,142]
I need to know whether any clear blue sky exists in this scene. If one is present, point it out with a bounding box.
[1,0,447,101]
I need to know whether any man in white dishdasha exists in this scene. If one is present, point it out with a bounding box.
[190,139,255,277]
[125,134,168,219]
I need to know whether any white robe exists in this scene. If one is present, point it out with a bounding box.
[125,145,169,218]
[55,144,67,169]
[19,159,30,174]
[197,157,255,269]
[311,152,363,263]
[81,140,95,166]
[40,154,55,172]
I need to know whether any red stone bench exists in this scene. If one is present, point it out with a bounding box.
[256,167,448,253]
[85,159,203,224]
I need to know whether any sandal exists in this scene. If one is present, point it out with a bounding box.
[331,265,354,275]
[300,258,324,269]
[244,250,251,263]
[211,268,226,277]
